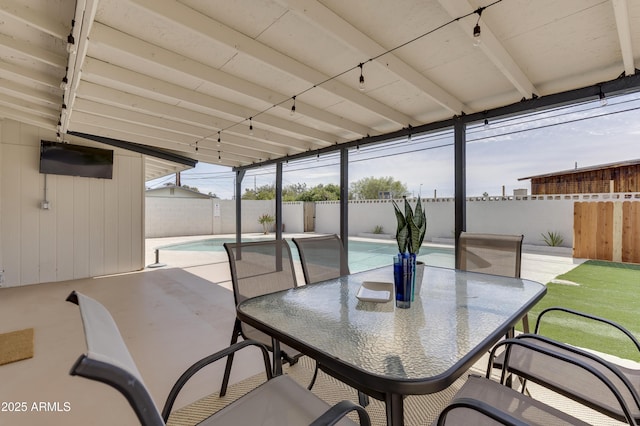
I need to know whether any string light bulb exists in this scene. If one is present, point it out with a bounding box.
[599,91,608,107]
[195,141,198,152]
[249,117,254,135]
[483,118,490,130]
[473,24,481,46]
[60,76,68,90]
[66,32,76,54]
[473,8,484,47]
[218,151,222,163]
[187,2,503,162]
[290,96,296,116]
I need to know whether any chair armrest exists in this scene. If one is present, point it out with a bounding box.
[309,399,371,426]
[436,396,528,426]
[489,336,638,424]
[535,306,640,352]
[161,339,272,421]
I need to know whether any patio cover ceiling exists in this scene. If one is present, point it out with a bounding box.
[1,0,639,178]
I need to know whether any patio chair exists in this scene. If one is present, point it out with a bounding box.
[292,234,350,285]
[456,232,528,333]
[436,336,639,425]
[534,306,640,354]
[67,291,371,426]
[292,235,369,407]
[220,239,303,396]
[435,397,528,426]
[494,306,640,418]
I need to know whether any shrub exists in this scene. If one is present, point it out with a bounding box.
[258,213,275,234]
[541,231,564,247]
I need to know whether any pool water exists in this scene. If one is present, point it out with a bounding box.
[163,237,454,272]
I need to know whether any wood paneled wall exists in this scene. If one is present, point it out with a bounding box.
[574,201,640,263]
[0,120,144,287]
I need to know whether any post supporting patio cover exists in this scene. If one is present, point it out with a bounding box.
[454,118,467,267]
[235,169,245,244]
[340,147,349,255]
[276,162,283,241]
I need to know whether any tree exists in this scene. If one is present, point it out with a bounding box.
[242,184,275,200]
[242,182,341,201]
[349,176,408,200]
[181,184,200,193]
[297,183,341,201]
[283,183,308,201]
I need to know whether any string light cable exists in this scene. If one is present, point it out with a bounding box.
[189,0,503,151]
[159,92,640,192]
[242,94,640,177]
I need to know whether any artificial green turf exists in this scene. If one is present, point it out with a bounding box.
[524,260,640,361]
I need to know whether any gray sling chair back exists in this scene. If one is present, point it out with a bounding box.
[67,291,371,426]
[292,235,369,407]
[456,232,528,334]
[219,239,304,396]
[436,336,639,425]
[292,234,350,286]
[456,232,528,389]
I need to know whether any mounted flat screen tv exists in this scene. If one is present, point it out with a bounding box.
[39,140,113,179]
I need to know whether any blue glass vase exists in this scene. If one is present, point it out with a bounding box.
[393,252,415,308]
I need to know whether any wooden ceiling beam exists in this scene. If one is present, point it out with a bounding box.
[279,0,467,114]
[132,0,417,127]
[611,0,636,76]
[438,0,537,98]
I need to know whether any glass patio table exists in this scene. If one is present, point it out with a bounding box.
[237,265,546,425]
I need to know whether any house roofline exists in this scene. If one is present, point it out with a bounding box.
[518,158,640,181]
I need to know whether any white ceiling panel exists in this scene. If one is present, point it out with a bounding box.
[0,0,637,177]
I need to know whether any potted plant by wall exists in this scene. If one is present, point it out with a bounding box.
[392,196,427,302]
[258,213,275,234]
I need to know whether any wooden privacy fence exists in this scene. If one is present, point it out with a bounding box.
[574,201,640,263]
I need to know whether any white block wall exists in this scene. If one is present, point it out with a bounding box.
[314,197,576,247]
[145,199,306,237]
[146,197,215,237]
[466,197,574,245]
[147,195,586,248]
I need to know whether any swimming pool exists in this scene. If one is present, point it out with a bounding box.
[162,236,455,272]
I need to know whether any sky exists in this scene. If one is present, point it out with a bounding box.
[147,92,640,200]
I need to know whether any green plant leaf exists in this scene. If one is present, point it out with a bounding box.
[413,197,424,228]
[413,197,427,254]
[392,199,408,253]
[397,224,409,253]
[257,213,275,224]
[403,197,428,254]
[410,213,427,255]
[541,231,563,247]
